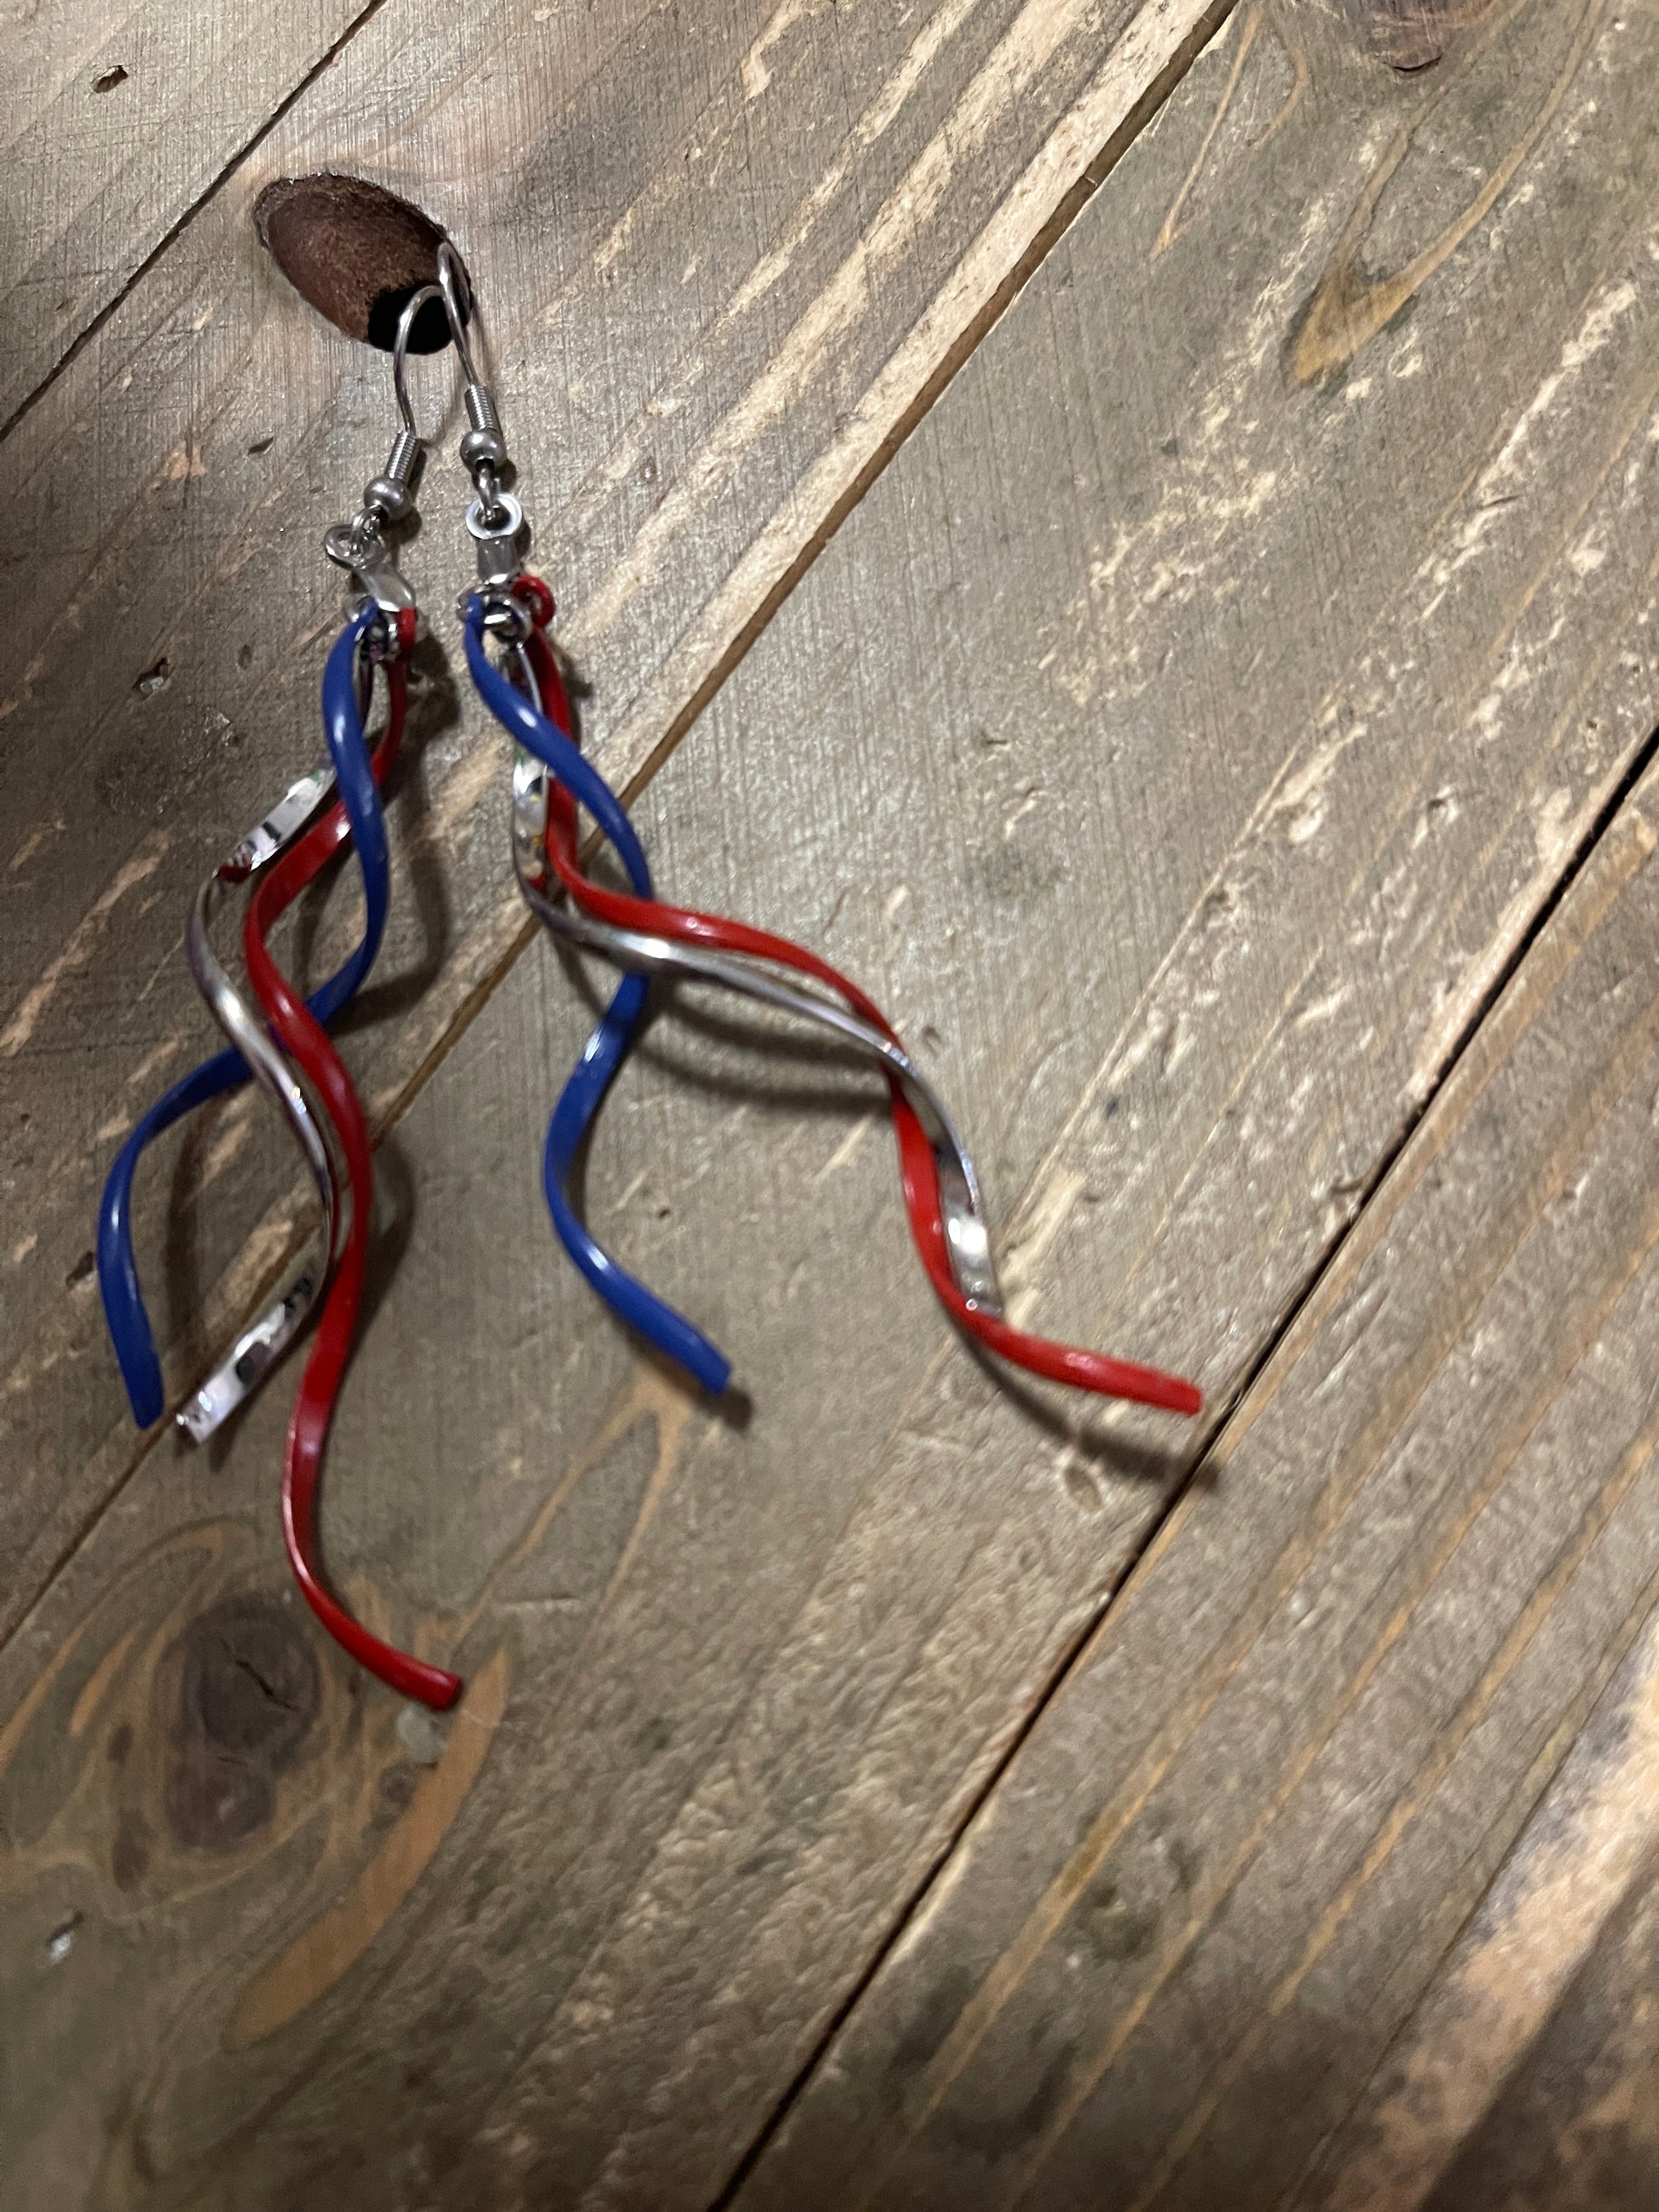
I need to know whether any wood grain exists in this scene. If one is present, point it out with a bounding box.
[1,0,1655,2203]
[1296,1602,1659,2211]
[1412,1863,1659,2210]
[732,759,1659,2211]
[0,0,1228,1648]
[0,0,379,433]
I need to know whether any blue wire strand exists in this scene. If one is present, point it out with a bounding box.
[97,605,392,1427]
[462,600,732,1395]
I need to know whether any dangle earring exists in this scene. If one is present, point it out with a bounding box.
[97,292,462,1709]
[444,245,1202,1423]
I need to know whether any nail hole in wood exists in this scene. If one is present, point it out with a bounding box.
[92,65,129,93]
[1369,0,1493,73]
[253,173,465,354]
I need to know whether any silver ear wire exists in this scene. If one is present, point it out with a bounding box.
[323,284,449,623]
[434,240,529,602]
[436,242,515,511]
[365,283,447,523]
[392,284,442,432]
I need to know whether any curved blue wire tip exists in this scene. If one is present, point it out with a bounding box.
[463,599,731,1397]
[97,605,391,1428]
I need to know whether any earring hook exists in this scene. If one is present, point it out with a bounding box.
[435,242,483,389]
[323,280,450,609]
[391,282,447,441]
[436,239,517,531]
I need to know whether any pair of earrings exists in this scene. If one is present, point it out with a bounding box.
[100,240,1200,1713]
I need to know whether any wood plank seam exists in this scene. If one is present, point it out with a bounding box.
[710,717,1659,2208]
[948,256,1659,1363]
[558,0,1246,805]
[916,770,1659,2155]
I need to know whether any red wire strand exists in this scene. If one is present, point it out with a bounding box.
[517,598,1200,1419]
[243,629,463,1709]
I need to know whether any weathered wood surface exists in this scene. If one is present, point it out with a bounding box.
[2,0,1656,2205]
[0,0,377,433]
[0,0,1228,1647]
[1408,1862,1659,2212]
[731,753,1659,2209]
[1298,1603,1659,2212]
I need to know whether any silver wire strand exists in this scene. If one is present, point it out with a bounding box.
[174,644,378,1440]
[172,867,342,1444]
[506,723,1005,1317]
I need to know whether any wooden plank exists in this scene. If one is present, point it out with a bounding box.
[0,0,1228,1644]
[2,0,1656,2203]
[730,761,1659,2211]
[0,0,379,433]
[1292,1603,1659,2211]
